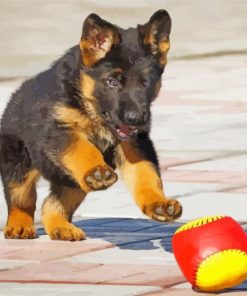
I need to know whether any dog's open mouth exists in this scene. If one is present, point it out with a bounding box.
[102,112,139,140]
[115,125,138,140]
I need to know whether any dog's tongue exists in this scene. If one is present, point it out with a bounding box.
[118,125,132,136]
[116,125,137,138]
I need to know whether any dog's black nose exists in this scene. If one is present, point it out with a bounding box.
[124,111,149,126]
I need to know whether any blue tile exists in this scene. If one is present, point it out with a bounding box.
[74,218,131,227]
[229,280,247,291]
[81,226,147,233]
[98,218,159,228]
[86,234,154,247]
[36,228,46,236]
[87,231,168,240]
[120,241,160,250]
[74,218,181,237]
[132,224,182,234]
[36,217,180,252]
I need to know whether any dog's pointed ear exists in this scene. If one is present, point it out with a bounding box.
[80,14,119,67]
[139,10,171,66]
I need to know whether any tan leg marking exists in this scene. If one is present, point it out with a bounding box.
[4,208,36,239]
[42,185,86,241]
[4,169,40,239]
[60,135,117,192]
[116,142,182,222]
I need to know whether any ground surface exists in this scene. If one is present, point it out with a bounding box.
[0,54,246,295]
[0,1,247,295]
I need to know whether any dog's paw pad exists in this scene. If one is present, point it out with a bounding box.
[49,225,85,241]
[84,165,117,190]
[167,205,175,216]
[145,199,183,223]
[4,225,36,239]
[94,170,102,181]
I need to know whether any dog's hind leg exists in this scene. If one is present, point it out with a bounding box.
[0,134,40,239]
[42,183,86,241]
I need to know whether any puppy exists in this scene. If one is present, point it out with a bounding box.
[0,10,182,240]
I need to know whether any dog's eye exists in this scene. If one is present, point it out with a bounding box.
[142,78,151,88]
[106,77,120,89]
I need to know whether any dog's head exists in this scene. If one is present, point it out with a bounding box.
[79,10,171,140]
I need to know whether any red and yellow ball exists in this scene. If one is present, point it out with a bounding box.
[172,215,247,292]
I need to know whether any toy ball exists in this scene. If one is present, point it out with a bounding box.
[172,215,247,292]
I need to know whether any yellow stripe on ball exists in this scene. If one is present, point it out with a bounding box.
[196,249,247,291]
[175,215,225,234]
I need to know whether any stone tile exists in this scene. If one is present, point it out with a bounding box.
[74,217,131,227]
[173,282,191,289]
[218,103,247,114]
[143,279,247,295]
[158,151,227,163]
[0,262,100,282]
[167,280,247,294]
[153,124,247,153]
[225,173,247,185]
[163,170,247,185]
[64,245,177,266]
[75,178,235,219]
[57,285,159,296]
[189,171,247,184]
[0,259,35,271]
[164,56,247,97]
[151,104,218,116]
[0,262,184,286]
[100,264,184,286]
[162,181,231,198]
[76,217,176,230]
[140,288,247,296]
[0,186,8,228]
[105,266,184,286]
[72,217,181,250]
[172,154,247,172]
[0,288,58,296]
[73,180,147,220]
[0,238,113,262]
[178,192,247,222]
[241,224,247,230]
[159,157,196,170]
[232,280,247,291]
[223,186,247,194]
[0,82,21,112]
[0,159,245,226]
[161,170,199,181]
[151,109,222,148]
[82,233,171,250]
[0,283,159,296]
[80,214,169,232]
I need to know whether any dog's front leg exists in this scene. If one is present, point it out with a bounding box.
[116,138,182,222]
[42,134,118,240]
[60,134,118,193]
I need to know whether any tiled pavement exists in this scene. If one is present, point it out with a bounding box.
[0,54,247,295]
[0,219,246,295]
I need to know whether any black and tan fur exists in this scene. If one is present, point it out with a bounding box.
[0,10,182,240]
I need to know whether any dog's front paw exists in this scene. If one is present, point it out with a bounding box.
[4,224,36,239]
[84,165,118,190]
[49,224,85,241]
[143,198,182,222]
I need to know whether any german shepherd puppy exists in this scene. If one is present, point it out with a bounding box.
[0,10,182,240]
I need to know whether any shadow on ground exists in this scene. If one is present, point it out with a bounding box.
[37,218,247,291]
[37,218,182,252]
